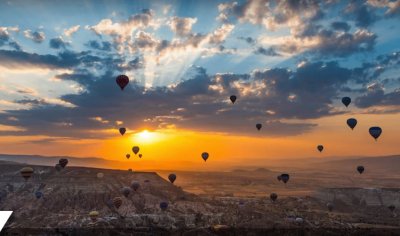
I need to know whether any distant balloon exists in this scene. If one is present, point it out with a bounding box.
[256,123,262,131]
[230,95,237,104]
[119,128,126,136]
[317,145,324,153]
[35,191,43,199]
[116,75,129,90]
[132,146,140,155]
[89,211,99,222]
[270,193,278,202]
[280,174,289,184]
[160,201,168,211]
[327,203,334,212]
[341,97,351,107]
[55,164,62,172]
[20,167,34,181]
[126,154,130,159]
[277,175,282,182]
[113,197,122,209]
[121,187,131,197]
[59,158,68,168]
[131,181,140,191]
[347,118,357,130]
[388,205,396,213]
[128,168,132,172]
[139,154,142,158]
[97,173,104,179]
[369,127,382,140]
[357,165,365,174]
[168,174,176,184]
[201,152,209,162]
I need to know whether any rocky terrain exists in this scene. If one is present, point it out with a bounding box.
[1,160,400,235]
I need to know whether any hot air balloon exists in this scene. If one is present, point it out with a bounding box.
[357,166,365,174]
[35,191,43,199]
[128,168,132,172]
[113,197,122,209]
[132,146,140,155]
[270,193,278,202]
[121,187,131,197]
[119,128,126,136]
[59,158,68,168]
[168,174,176,184]
[327,203,334,212]
[97,173,104,179]
[347,118,357,130]
[369,127,382,140]
[139,154,142,158]
[89,211,99,222]
[280,174,289,184]
[126,154,130,159]
[55,164,62,172]
[230,95,237,104]
[317,145,324,153]
[256,123,262,131]
[388,205,396,213]
[116,75,129,90]
[131,181,140,191]
[201,152,209,162]
[20,167,34,181]
[277,175,282,181]
[341,97,351,107]
[160,201,168,211]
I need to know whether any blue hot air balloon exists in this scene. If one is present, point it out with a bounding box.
[347,118,357,130]
[342,97,351,107]
[369,127,382,140]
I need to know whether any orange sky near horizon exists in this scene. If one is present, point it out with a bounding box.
[0,112,398,171]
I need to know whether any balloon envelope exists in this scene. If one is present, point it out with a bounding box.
[317,145,324,152]
[113,197,122,209]
[119,128,126,136]
[160,201,168,211]
[121,187,131,197]
[201,152,209,162]
[35,191,43,199]
[256,123,262,131]
[280,174,289,184]
[347,118,357,130]
[20,167,34,181]
[116,75,129,90]
[132,146,140,155]
[168,174,176,184]
[139,154,142,158]
[342,97,351,107]
[369,127,382,140]
[357,165,365,174]
[270,193,278,202]
[388,205,395,212]
[126,154,130,159]
[89,211,99,222]
[55,164,62,172]
[131,181,140,191]
[59,158,68,168]
[277,175,282,181]
[230,95,237,104]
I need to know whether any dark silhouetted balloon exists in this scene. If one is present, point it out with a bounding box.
[201,152,209,162]
[59,158,68,168]
[280,174,289,184]
[277,175,282,181]
[128,168,132,172]
[20,167,34,181]
[270,193,278,202]
[126,154,130,159]
[113,197,122,209]
[357,165,365,174]
[131,181,140,191]
[369,127,382,140]
[121,187,131,197]
[132,146,140,155]
[35,191,43,199]
[347,118,357,130]
[55,164,62,172]
[327,203,334,212]
[342,97,351,107]
[230,95,237,104]
[168,174,176,184]
[160,201,168,211]
[116,75,129,90]
[388,205,395,213]
[119,128,126,136]
[317,145,324,152]
[256,123,262,131]
[139,154,142,158]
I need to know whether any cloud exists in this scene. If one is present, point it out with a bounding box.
[344,1,379,27]
[49,37,69,49]
[330,21,351,32]
[63,25,80,37]
[367,0,400,17]
[168,16,197,37]
[0,27,21,50]
[23,30,45,43]
[86,40,112,51]
[254,46,280,56]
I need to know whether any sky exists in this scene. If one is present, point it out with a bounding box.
[0,0,399,170]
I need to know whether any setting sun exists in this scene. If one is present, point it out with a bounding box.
[133,130,157,143]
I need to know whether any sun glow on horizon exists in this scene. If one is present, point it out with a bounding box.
[133,130,158,143]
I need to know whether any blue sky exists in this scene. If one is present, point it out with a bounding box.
[0,0,399,146]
